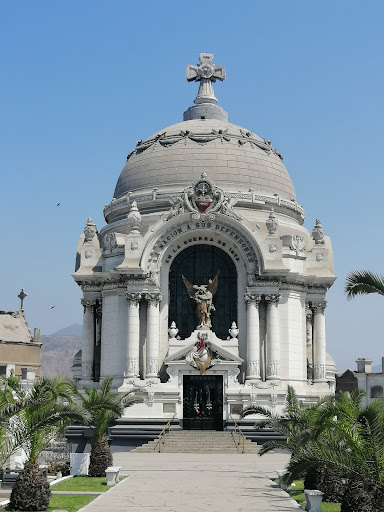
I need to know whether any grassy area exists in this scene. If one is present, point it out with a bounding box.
[52,475,124,492]
[4,494,95,512]
[288,480,341,512]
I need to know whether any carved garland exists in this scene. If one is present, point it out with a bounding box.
[126,129,283,162]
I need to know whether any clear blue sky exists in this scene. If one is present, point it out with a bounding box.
[1,1,383,372]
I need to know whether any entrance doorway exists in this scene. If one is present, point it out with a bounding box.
[169,244,237,339]
[183,375,223,431]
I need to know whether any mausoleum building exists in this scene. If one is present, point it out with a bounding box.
[72,54,336,427]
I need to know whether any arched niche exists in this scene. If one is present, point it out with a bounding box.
[169,244,237,340]
[371,385,384,399]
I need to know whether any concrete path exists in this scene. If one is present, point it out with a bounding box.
[79,450,302,512]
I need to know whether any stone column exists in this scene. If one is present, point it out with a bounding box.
[306,303,313,379]
[312,301,327,382]
[81,298,96,380]
[265,294,282,380]
[244,293,261,380]
[145,292,163,378]
[125,293,141,378]
[94,299,102,381]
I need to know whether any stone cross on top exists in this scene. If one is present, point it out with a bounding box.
[18,288,27,310]
[186,53,225,105]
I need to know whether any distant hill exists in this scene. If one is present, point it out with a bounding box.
[40,332,82,378]
[50,324,82,337]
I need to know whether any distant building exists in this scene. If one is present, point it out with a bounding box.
[0,305,41,386]
[336,358,384,404]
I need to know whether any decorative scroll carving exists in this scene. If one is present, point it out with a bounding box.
[312,219,325,245]
[84,218,97,242]
[165,173,241,222]
[125,293,142,307]
[244,293,261,308]
[249,381,278,389]
[230,368,240,384]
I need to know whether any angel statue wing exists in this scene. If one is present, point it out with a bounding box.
[207,270,220,295]
[182,275,196,298]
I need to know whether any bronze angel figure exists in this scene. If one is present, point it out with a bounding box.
[182,271,220,330]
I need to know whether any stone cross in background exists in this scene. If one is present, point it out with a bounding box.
[186,53,225,105]
[18,288,27,310]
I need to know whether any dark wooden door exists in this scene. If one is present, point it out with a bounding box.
[183,375,223,431]
[169,245,237,339]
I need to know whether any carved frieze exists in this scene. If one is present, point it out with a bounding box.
[266,359,280,378]
[103,232,118,252]
[147,357,159,376]
[247,360,261,379]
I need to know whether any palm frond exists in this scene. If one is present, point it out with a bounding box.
[345,270,384,300]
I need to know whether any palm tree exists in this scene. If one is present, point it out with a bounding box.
[345,270,384,300]
[1,375,86,512]
[241,385,315,456]
[78,376,142,477]
[285,390,384,511]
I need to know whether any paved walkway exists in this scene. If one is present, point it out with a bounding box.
[79,450,302,512]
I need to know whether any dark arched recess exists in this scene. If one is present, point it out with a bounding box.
[169,245,237,339]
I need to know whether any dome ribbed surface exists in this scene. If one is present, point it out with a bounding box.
[114,119,296,201]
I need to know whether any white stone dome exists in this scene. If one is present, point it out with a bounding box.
[113,118,296,202]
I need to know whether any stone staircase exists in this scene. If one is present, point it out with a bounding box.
[130,430,260,454]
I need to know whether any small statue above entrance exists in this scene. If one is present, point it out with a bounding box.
[182,271,219,330]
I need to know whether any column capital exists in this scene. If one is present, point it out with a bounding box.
[144,292,163,307]
[125,292,142,306]
[311,300,327,313]
[81,298,97,312]
[244,293,261,308]
[265,293,282,306]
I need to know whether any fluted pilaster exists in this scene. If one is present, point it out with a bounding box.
[125,293,141,378]
[245,293,261,380]
[265,294,281,380]
[145,292,162,378]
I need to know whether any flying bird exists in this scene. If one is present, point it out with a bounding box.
[50,306,56,309]
[56,203,61,206]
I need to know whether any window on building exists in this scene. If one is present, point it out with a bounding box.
[371,385,384,398]
[0,366,6,376]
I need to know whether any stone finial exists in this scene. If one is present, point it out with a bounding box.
[312,218,325,245]
[127,201,141,234]
[186,53,225,105]
[266,208,278,235]
[18,288,27,309]
[84,217,97,242]
[168,321,179,340]
[228,322,239,339]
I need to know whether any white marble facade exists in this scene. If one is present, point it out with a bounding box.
[72,54,336,419]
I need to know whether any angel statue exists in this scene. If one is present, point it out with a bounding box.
[182,271,220,329]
